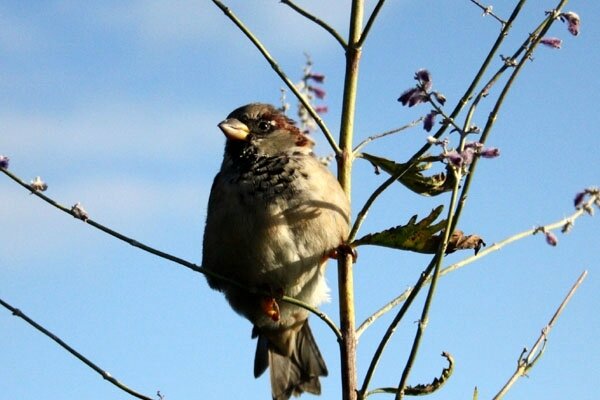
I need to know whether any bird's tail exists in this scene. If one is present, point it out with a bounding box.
[254,321,328,400]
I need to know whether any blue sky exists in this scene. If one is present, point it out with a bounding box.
[1,1,598,399]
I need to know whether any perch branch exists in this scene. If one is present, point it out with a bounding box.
[0,167,341,340]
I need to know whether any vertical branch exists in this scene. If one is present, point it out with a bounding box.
[337,1,364,400]
[395,172,463,399]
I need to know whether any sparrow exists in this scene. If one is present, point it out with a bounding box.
[202,103,350,399]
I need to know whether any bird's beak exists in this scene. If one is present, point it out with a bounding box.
[218,118,250,141]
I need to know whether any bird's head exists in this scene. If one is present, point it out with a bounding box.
[218,103,314,157]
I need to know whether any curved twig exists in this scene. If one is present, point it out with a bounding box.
[280,0,347,49]
[365,352,454,397]
[352,117,423,156]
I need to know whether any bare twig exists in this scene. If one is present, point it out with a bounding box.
[353,117,423,156]
[280,0,347,49]
[493,270,588,400]
[0,297,156,400]
[469,0,507,26]
[212,0,341,155]
[282,295,342,341]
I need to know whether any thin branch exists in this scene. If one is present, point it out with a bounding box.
[0,297,155,400]
[280,0,347,49]
[211,0,341,155]
[358,258,437,399]
[493,270,588,400]
[352,117,423,156]
[395,164,463,400]
[469,0,507,26]
[0,167,341,339]
[357,0,387,47]
[356,192,597,337]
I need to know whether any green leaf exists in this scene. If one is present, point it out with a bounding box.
[352,206,447,254]
[361,152,455,196]
[352,205,486,255]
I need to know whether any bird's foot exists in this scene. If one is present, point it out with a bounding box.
[259,287,284,322]
[328,243,358,263]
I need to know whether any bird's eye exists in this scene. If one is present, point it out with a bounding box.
[257,119,272,133]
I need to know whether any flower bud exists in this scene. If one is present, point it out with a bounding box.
[540,37,562,49]
[560,12,580,36]
[0,155,9,169]
[545,231,558,246]
[30,176,48,192]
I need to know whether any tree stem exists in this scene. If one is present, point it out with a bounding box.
[337,1,364,399]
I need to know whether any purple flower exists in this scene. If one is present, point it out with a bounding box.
[560,12,580,36]
[465,142,484,151]
[461,147,475,165]
[545,231,558,247]
[314,105,328,114]
[444,150,464,167]
[306,72,325,83]
[423,111,437,132]
[307,85,326,99]
[415,69,432,91]
[398,87,428,107]
[0,155,9,169]
[433,91,446,105]
[540,37,562,49]
[573,191,586,208]
[480,147,500,158]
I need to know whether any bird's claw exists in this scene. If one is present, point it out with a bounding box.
[328,244,358,263]
[259,287,284,322]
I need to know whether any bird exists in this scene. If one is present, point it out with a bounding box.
[202,103,350,399]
